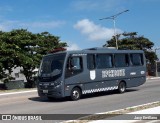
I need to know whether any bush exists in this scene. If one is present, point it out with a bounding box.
[5,80,25,90]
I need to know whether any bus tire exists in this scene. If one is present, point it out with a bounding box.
[70,87,81,101]
[118,81,126,93]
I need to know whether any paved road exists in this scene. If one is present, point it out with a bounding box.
[0,79,160,115]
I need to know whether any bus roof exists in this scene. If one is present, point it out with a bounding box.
[47,47,144,56]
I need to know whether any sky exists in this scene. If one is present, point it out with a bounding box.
[0,0,160,57]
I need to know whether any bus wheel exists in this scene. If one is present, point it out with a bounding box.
[71,87,81,101]
[118,82,126,93]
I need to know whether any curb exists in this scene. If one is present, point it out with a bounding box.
[63,101,160,123]
[147,77,160,80]
[0,90,37,96]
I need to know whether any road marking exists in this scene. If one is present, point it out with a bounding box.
[0,90,37,96]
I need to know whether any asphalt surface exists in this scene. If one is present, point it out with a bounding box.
[0,79,160,116]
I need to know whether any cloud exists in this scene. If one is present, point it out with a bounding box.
[66,43,81,51]
[19,21,65,29]
[0,6,13,13]
[74,19,122,41]
[0,20,19,31]
[0,19,65,32]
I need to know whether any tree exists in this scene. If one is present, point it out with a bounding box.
[0,29,67,87]
[103,32,157,64]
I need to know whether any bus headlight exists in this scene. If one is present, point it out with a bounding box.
[51,81,61,88]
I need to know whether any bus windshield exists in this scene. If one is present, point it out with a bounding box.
[39,53,66,77]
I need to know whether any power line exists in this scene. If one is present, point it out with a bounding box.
[99,10,129,49]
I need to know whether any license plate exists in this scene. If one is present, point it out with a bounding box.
[43,90,48,93]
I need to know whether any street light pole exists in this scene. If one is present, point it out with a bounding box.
[113,18,118,49]
[155,47,160,77]
[99,10,129,49]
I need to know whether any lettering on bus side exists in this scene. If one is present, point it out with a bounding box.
[102,69,126,78]
[72,54,87,56]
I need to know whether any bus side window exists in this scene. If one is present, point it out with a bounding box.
[130,53,144,66]
[71,57,82,70]
[87,54,95,70]
[114,54,129,67]
[65,56,83,78]
[96,54,113,69]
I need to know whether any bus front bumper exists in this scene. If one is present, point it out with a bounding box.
[37,85,63,98]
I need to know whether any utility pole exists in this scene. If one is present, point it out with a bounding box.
[99,10,129,49]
